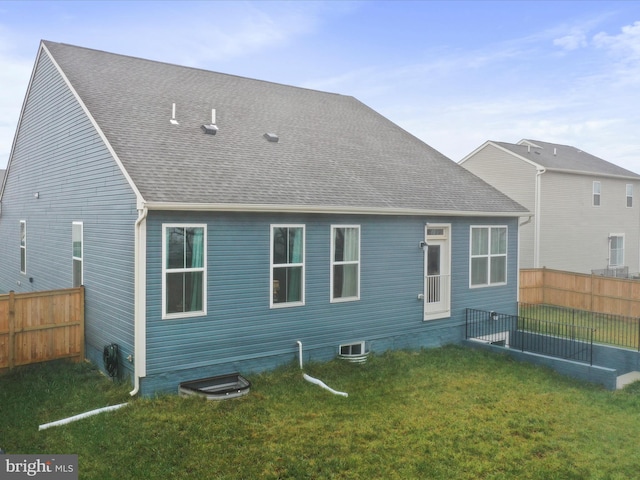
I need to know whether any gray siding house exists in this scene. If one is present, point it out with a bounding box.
[461,139,640,275]
[0,41,527,396]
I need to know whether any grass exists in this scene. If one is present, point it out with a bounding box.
[3,346,640,479]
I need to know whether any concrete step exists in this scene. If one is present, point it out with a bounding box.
[616,371,640,389]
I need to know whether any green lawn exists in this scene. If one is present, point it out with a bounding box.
[519,304,640,350]
[2,346,640,479]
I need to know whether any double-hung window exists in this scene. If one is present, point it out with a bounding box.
[626,184,633,208]
[470,226,507,287]
[593,181,601,206]
[609,234,624,267]
[72,222,83,287]
[271,225,305,307]
[20,220,26,274]
[162,224,206,318]
[331,225,360,302]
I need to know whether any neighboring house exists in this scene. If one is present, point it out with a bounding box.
[0,41,527,396]
[460,139,640,275]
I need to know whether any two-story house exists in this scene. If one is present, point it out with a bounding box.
[460,139,640,275]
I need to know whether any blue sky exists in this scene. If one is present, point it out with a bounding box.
[1,1,640,172]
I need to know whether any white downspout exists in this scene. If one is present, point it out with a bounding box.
[534,168,546,268]
[517,215,534,302]
[296,340,303,369]
[130,206,148,396]
[296,340,348,397]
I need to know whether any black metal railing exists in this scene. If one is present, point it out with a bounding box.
[519,303,640,351]
[466,308,594,365]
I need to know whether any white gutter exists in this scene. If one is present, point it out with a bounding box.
[517,215,534,302]
[540,167,640,181]
[143,201,526,218]
[130,206,148,396]
[534,167,546,268]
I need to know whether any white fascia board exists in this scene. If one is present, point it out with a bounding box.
[459,140,493,165]
[143,201,528,217]
[41,42,145,206]
[459,141,545,172]
[487,142,545,170]
[543,167,640,181]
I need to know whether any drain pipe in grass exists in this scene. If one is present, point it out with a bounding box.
[38,403,129,431]
[296,341,348,397]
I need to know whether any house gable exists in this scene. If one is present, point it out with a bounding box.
[0,43,140,378]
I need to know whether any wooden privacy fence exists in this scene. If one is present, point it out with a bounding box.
[0,287,84,372]
[520,268,640,317]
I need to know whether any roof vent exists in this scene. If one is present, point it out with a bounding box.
[202,108,218,135]
[202,124,218,135]
[170,103,179,125]
[263,132,279,143]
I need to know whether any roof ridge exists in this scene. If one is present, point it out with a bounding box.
[41,39,352,100]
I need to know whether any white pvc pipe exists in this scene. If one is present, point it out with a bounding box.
[296,340,303,369]
[303,374,348,397]
[296,340,348,397]
[38,403,129,431]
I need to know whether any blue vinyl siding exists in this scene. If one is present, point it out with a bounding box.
[0,51,138,378]
[142,212,519,395]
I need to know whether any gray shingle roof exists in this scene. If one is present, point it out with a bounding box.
[42,41,526,214]
[495,139,640,179]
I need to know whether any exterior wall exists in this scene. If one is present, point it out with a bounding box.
[141,211,519,395]
[0,51,139,379]
[461,145,536,268]
[539,171,640,274]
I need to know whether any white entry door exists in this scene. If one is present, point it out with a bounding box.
[424,225,451,320]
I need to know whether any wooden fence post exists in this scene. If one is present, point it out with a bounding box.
[8,290,15,371]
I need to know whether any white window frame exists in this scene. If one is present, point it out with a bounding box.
[593,181,601,206]
[608,233,624,268]
[20,220,26,274]
[162,223,207,319]
[330,225,361,303]
[339,341,366,356]
[626,184,633,208]
[72,222,83,287]
[469,225,508,288]
[270,224,305,308]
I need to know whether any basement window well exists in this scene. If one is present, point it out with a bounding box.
[179,373,250,400]
[339,341,369,363]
